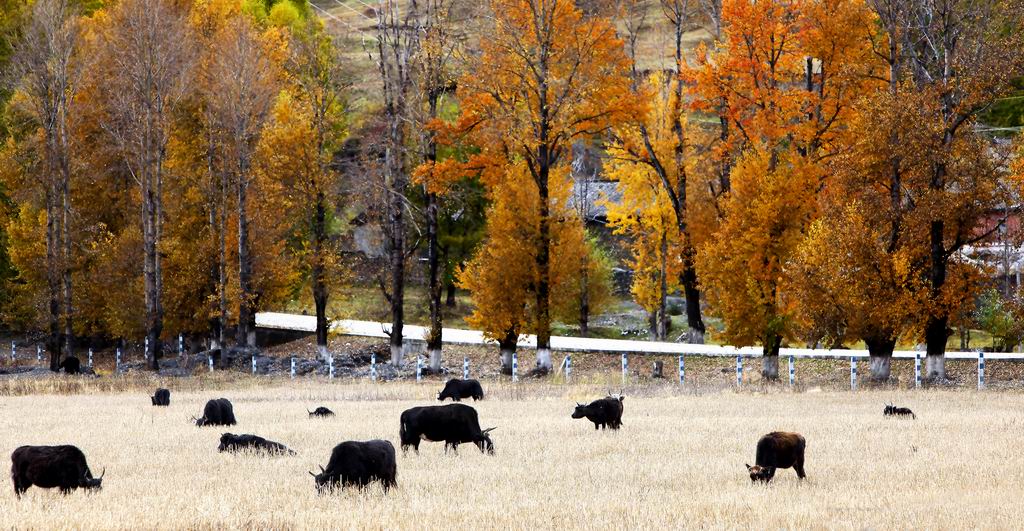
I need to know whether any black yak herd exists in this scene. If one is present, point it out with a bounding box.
[8,374,920,495]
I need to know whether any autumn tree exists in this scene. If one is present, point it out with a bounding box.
[689,0,879,379]
[459,162,603,371]
[441,0,635,370]
[792,0,1024,381]
[613,0,709,343]
[881,0,1024,380]
[788,199,926,380]
[5,0,82,370]
[203,13,282,349]
[262,16,349,361]
[88,0,196,369]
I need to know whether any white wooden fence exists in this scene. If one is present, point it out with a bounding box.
[255,312,1024,360]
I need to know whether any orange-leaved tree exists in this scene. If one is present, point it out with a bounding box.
[689,0,880,379]
[439,0,636,371]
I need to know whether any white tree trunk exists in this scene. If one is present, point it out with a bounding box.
[318,344,329,363]
[536,347,552,371]
[499,347,514,374]
[390,343,403,367]
[762,356,779,380]
[428,348,442,373]
[869,356,891,382]
[926,354,946,381]
[686,328,705,344]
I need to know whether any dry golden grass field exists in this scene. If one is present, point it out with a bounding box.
[1,378,1023,530]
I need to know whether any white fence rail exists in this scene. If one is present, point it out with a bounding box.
[256,312,1024,361]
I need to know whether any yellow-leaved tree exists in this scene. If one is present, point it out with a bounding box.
[458,162,605,373]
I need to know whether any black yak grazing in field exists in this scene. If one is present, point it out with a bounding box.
[399,403,496,455]
[11,445,104,497]
[437,379,484,402]
[746,432,806,483]
[571,396,624,430]
[218,433,295,455]
[58,356,81,375]
[308,406,334,417]
[311,440,397,493]
[194,398,236,426]
[151,388,170,406]
[884,403,916,419]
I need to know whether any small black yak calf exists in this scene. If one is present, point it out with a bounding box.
[194,398,236,426]
[308,406,334,417]
[746,431,806,483]
[11,445,104,497]
[884,403,916,419]
[399,403,496,455]
[437,379,484,402]
[311,440,397,493]
[151,388,170,406]
[218,433,295,456]
[59,356,81,375]
[571,396,624,430]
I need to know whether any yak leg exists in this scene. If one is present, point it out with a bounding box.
[794,458,806,480]
[13,478,28,498]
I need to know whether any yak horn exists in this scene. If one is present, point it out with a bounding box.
[482,426,497,434]
[319,465,326,473]
[308,470,317,477]
[307,409,312,414]
[98,468,105,480]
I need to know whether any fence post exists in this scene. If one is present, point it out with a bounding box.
[978,351,985,390]
[621,352,628,385]
[736,355,743,386]
[329,353,335,379]
[116,347,121,372]
[416,355,422,382]
[36,344,41,365]
[678,355,685,385]
[290,357,295,379]
[10,341,14,361]
[144,337,149,362]
[208,354,213,373]
[850,356,857,391]
[178,334,183,356]
[371,353,377,381]
[565,355,571,381]
[511,351,518,382]
[914,352,921,388]
[88,348,93,368]
[251,354,257,375]
[463,356,469,379]
[789,355,795,386]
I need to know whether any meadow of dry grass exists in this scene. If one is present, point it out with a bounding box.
[1,379,1022,529]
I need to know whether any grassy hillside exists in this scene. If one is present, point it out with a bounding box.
[310,0,714,103]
